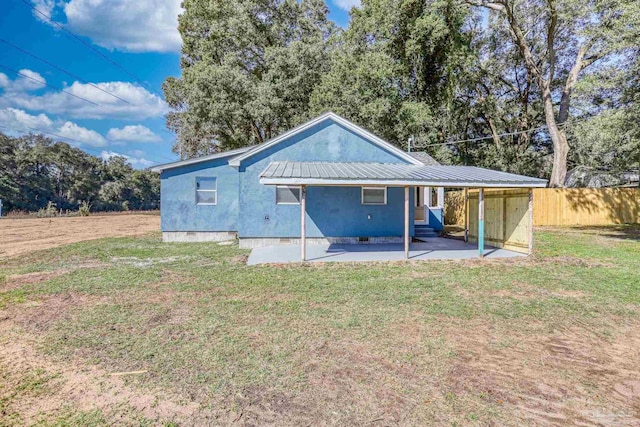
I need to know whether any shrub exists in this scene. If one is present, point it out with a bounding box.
[36,201,58,218]
[121,200,130,211]
[78,201,91,216]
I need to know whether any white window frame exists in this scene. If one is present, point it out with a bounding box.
[195,177,217,205]
[361,186,387,205]
[276,185,302,205]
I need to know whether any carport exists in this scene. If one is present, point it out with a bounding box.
[259,161,547,262]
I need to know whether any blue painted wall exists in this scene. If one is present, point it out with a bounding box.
[160,157,239,232]
[237,119,415,238]
[428,207,444,231]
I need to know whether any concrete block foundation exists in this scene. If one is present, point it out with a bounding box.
[163,231,237,243]
[239,236,403,249]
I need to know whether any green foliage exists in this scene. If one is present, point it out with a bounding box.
[78,201,91,217]
[36,201,58,218]
[0,132,160,213]
[163,0,336,157]
[164,0,640,180]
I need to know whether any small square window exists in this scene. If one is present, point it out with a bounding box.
[276,186,301,204]
[362,187,387,205]
[196,177,217,205]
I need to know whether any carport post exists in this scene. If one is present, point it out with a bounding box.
[301,185,306,262]
[478,188,485,258]
[404,186,410,259]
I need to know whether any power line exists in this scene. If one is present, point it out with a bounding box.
[0,124,176,165]
[411,120,585,149]
[20,0,160,97]
[0,63,101,107]
[0,38,131,105]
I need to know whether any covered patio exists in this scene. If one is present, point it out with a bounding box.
[259,161,547,262]
[247,237,525,265]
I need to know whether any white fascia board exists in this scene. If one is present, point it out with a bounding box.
[150,147,251,173]
[259,177,548,188]
[228,112,423,167]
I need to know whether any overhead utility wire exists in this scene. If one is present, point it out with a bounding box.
[0,63,101,107]
[0,124,177,165]
[20,0,156,96]
[0,38,131,104]
[412,120,583,149]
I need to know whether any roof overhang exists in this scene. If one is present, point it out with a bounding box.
[259,162,548,188]
[228,112,423,167]
[150,146,252,172]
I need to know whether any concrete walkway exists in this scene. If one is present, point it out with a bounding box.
[247,237,525,265]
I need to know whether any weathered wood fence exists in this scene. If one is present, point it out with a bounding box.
[446,188,640,227]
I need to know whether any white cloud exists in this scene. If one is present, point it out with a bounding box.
[59,0,183,53]
[58,121,107,146]
[101,150,154,167]
[107,125,161,143]
[30,0,57,22]
[0,107,107,147]
[333,0,361,11]
[0,74,168,120]
[0,69,47,92]
[0,73,10,88]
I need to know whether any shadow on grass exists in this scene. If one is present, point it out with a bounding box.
[569,225,640,242]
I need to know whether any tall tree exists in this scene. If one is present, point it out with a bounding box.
[163,0,336,158]
[466,0,640,186]
[311,0,470,151]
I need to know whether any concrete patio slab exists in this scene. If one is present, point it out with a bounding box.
[247,237,526,265]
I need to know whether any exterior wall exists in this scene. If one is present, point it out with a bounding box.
[160,157,239,232]
[238,119,415,238]
[428,207,444,231]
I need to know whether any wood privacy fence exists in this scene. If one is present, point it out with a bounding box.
[446,188,640,227]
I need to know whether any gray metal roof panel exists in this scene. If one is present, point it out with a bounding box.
[408,152,440,166]
[260,162,547,188]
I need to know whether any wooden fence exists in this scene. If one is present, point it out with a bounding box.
[446,188,640,227]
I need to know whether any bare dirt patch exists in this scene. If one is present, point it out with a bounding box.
[2,270,69,291]
[446,319,640,426]
[0,214,160,259]
[0,327,204,425]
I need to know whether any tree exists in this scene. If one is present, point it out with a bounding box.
[311,0,470,152]
[466,0,640,186]
[163,0,336,158]
[0,132,160,213]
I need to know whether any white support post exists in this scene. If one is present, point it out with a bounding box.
[437,187,445,208]
[426,186,433,207]
[301,185,306,262]
[404,186,410,259]
[464,188,469,242]
[478,188,485,258]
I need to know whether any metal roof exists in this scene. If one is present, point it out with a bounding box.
[408,152,440,166]
[260,161,548,188]
[150,146,253,172]
[228,112,424,167]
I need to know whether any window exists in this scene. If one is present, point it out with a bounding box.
[276,185,301,204]
[362,187,387,205]
[196,177,217,205]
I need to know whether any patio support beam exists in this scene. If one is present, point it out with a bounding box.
[478,188,485,258]
[301,185,306,262]
[404,186,410,259]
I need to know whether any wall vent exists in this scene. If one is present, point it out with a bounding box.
[280,238,291,244]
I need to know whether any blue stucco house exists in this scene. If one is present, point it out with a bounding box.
[152,112,546,257]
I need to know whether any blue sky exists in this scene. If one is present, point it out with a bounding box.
[0,0,356,168]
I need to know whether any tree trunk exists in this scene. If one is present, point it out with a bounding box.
[542,86,569,186]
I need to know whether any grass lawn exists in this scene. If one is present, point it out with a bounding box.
[1,226,639,426]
